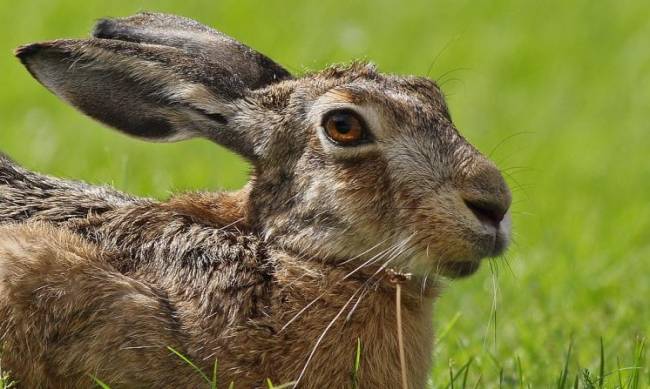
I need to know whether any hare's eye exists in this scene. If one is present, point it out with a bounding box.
[323,110,370,145]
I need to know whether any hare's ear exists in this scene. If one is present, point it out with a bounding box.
[16,16,291,160]
[92,12,291,89]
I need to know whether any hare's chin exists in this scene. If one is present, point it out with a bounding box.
[440,261,481,278]
[406,212,512,278]
[448,215,511,278]
[444,235,509,278]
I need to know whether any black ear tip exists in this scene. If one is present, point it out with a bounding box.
[14,43,44,60]
[15,42,69,66]
[92,18,116,39]
[92,12,161,39]
[14,41,77,83]
[14,43,52,83]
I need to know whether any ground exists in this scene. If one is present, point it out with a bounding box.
[0,0,648,387]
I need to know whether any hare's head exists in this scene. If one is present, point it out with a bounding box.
[17,12,511,278]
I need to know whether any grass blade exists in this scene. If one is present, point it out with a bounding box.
[444,358,473,389]
[461,358,473,389]
[351,338,362,389]
[436,312,461,345]
[630,336,646,389]
[449,359,455,389]
[266,379,297,389]
[516,355,524,389]
[557,340,573,389]
[212,358,218,389]
[167,346,211,385]
[598,337,605,389]
[616,357,624,389]
[91,376,111,389]
[499,368,504,389]
[355,338,362,373]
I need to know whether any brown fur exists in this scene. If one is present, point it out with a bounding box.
[0,12,512,388]
[165,188,251,228]
[0,220,436,388]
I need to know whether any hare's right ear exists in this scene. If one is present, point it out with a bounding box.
[15,13,291,161]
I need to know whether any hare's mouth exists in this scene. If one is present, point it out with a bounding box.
[412,210,512,279]
[440,261,481,278]
[450,213,511,278]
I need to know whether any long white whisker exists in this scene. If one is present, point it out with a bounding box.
[341,239,405,281]
[345,286,372,322]
[483,260,500,350]
[280,287,336,332]
[280,239,405,333]
[344,235,419,323]
[282,232,418,337]
[293,288,362,387]
[339,237,392,265]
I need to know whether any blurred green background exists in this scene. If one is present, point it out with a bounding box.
[1,0,648,386]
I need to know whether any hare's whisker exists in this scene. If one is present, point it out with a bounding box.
[345,285,372,323]
[293,287,362,387]
[282,234,414,334]
[344,237,419,322]
[280,239,401,333]
[216,217,245,232]
[482,260,501,350]
[339,236,392,265]
[341,237,409,281]
[487,131,534,159]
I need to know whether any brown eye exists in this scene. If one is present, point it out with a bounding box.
[323,110,369,145]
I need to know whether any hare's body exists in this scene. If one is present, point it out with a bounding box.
[1,12,512,388]
[0,158,434,387]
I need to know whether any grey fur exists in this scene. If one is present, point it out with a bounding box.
[93,12,292,89]
[0,12,511,388]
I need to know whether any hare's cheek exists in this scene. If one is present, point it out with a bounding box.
[392,191,503,266]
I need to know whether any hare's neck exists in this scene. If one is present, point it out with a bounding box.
[272,252,437,388]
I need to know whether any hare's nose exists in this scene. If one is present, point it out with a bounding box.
[460,163,511,228]
[464,198,508,227]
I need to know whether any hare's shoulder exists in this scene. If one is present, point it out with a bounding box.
[72,189,270,280]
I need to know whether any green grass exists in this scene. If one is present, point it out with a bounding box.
[0,358,15,389]
[0,0,648,387]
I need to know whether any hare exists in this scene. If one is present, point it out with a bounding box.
[0,12,511,389]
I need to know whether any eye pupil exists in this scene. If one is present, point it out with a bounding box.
[334,117,352,134]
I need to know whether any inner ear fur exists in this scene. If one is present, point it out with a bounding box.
[16,39,243,142]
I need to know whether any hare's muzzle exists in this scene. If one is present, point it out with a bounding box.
[459,160,512,258]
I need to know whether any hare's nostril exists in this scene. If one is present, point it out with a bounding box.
[464,198,508,228]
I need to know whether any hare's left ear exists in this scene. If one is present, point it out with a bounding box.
[16,13,291,161]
